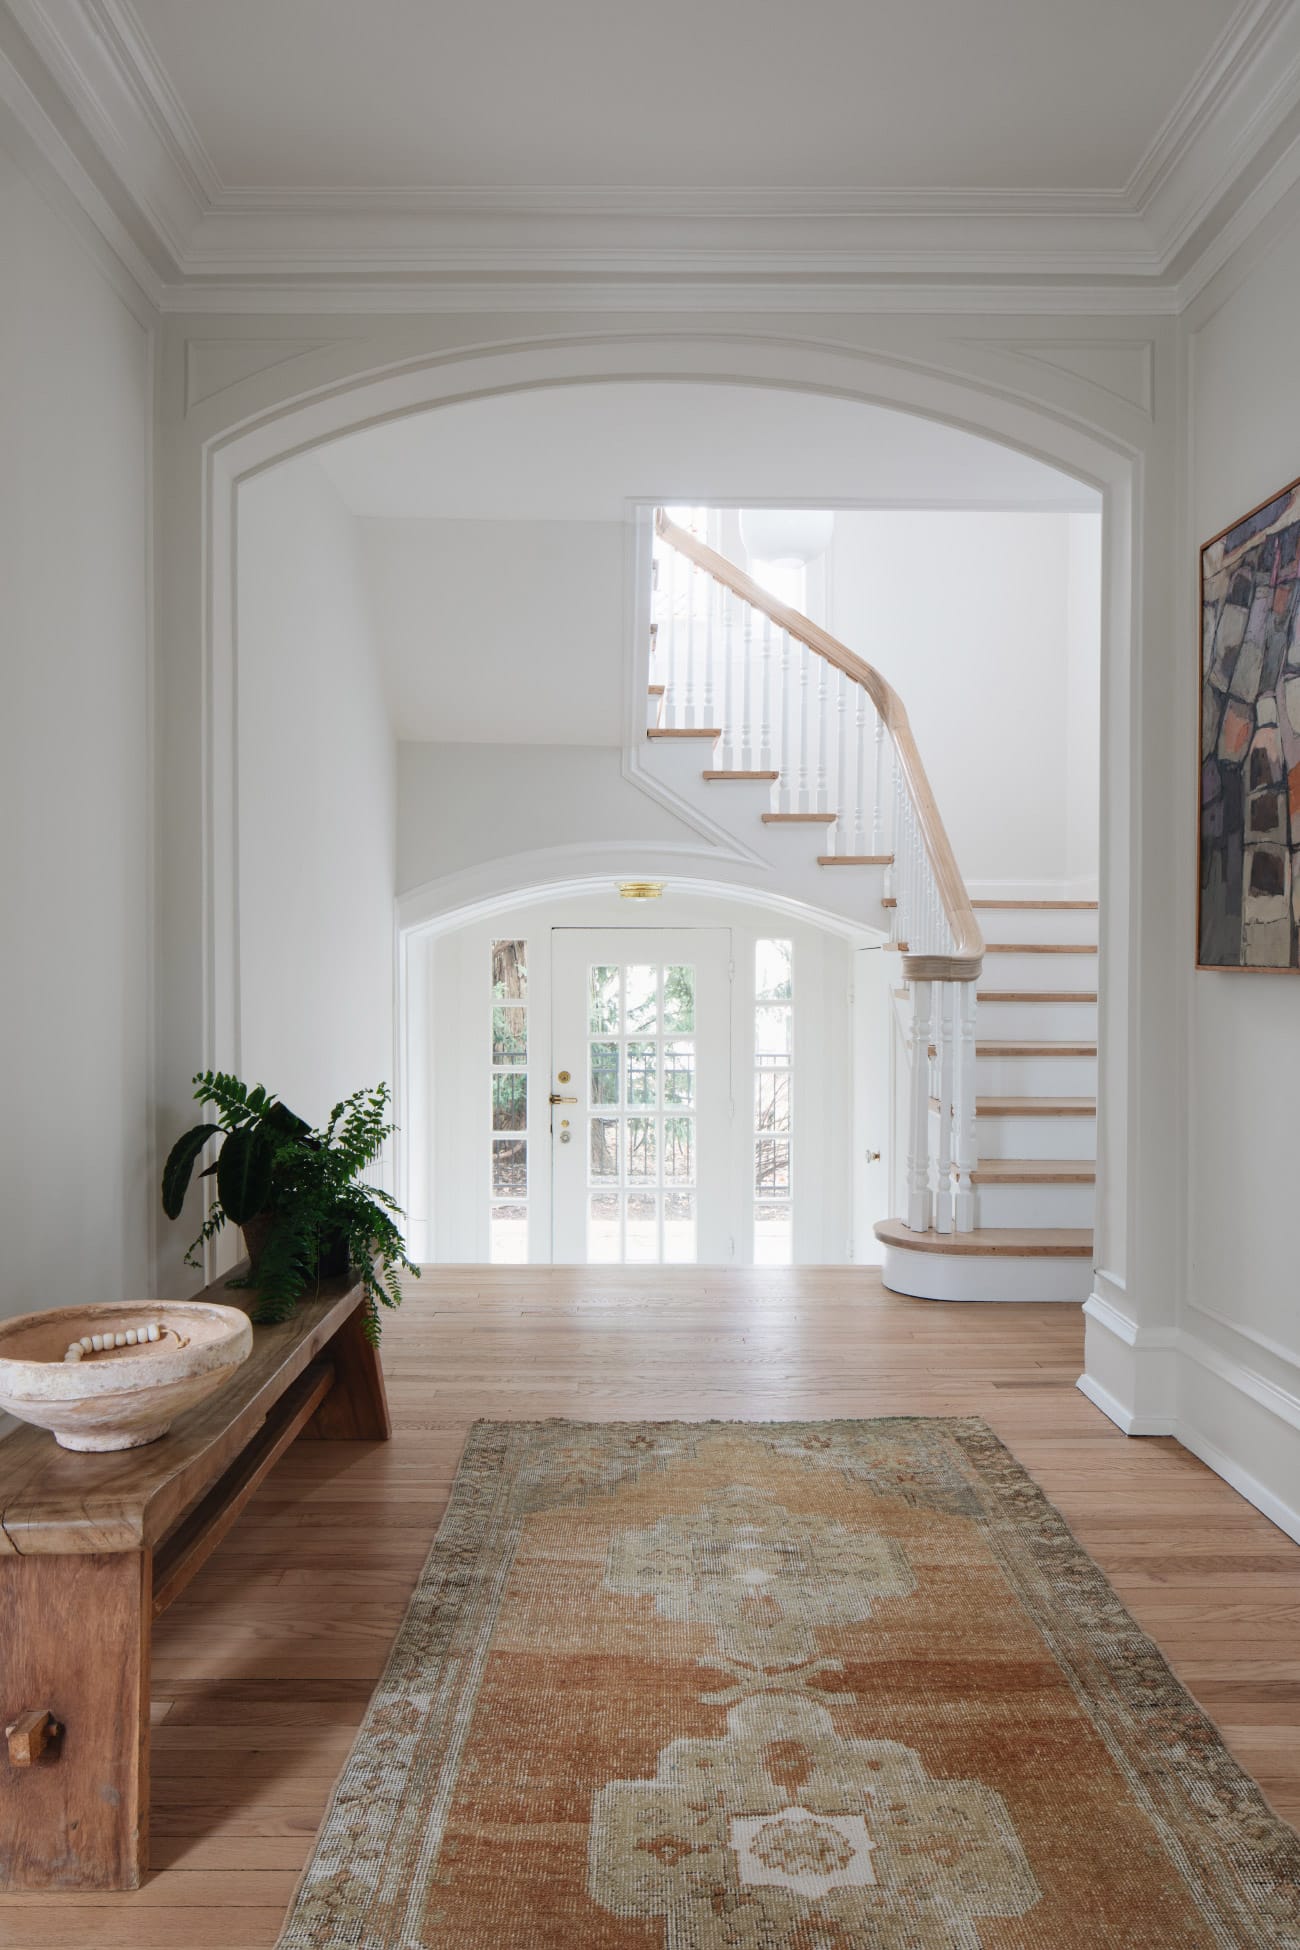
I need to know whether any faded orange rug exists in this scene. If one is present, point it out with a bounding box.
[277,1419,1300,1948]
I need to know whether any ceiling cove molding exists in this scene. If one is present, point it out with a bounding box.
[5,0,1300,309]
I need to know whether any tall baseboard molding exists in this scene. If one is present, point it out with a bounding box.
[1079,1297,1300,1547]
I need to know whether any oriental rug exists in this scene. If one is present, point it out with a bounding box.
[276,1419,1300,1949]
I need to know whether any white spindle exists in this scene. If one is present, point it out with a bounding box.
[720,590,736,767]
[666,546,686,729]
[681,563,696,727]
[835,670,850,854]
[952,981,978,1231]
[759,615,774,772]
[739,603,755,770]
[797,644,812,812]
[852,689,868,855]
[702,573,717,731]
[906,979,934,1233]
[815,658,830,814]
[872,716,886,856]
[783,635,795,811]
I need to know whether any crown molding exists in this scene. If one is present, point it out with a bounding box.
[4,0,1300,312]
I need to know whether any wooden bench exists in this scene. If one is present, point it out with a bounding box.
[0,1269,390,1891]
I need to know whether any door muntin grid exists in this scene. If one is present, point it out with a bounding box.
[586,962,696,1263]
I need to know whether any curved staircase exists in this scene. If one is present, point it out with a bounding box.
[649,512,1095,1301]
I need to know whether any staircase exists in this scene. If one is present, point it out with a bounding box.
[648,511,1095,1301]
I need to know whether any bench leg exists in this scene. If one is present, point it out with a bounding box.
[0,1550,151,1890]
[304,1304,392,1440]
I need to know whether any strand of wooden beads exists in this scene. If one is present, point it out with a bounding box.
[63,1323,163,1364]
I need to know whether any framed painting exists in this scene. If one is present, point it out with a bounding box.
[1199,474,1300,971]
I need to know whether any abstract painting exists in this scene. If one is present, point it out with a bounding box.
[1200,474,1300,969]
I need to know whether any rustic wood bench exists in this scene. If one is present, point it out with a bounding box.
[0,1268,389,1891]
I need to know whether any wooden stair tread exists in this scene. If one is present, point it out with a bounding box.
[970,899,1098,910]
[763,811,837,823]
[978,990,1099,1003]
[928,1040,1096,1059]
[647,726,720,740]
[973,1095,1096,1115]
[975,1040,1096,1057]
[971,1158,1096,1185]
[875,1219,1093,1257]
[819,854,893,866]
[647,682,666,695]
[703,769,780,780]
[985,942,1098,954]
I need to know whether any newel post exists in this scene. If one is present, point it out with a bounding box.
[906,979,935,1232]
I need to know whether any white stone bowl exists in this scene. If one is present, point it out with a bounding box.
[0,1301,253,1451]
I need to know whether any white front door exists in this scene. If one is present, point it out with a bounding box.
[550,927,733,1263]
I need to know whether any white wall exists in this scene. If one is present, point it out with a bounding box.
[1183,192,1300,1540]
[824,509,1100,888]
[236,457,396,1128]
[398,742,700,895]
[0,149,153,1319]
[363,518,626,743]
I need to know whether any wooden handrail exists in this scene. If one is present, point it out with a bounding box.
[655,511,983,981]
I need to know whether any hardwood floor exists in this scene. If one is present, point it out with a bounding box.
[4,1267,1298,1947]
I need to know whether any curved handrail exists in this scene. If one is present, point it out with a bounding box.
[655,510,983,981]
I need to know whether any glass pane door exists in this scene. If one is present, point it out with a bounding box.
[551,929,733,1264]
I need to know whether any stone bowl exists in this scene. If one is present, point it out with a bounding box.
[0,1301,253,1451]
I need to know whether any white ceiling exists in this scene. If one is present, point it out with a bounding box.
[6,0,1298,301]
[313,382,1099,523]
[127,0,1233,194]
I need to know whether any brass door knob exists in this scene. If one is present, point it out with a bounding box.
[549,1093,577,1104]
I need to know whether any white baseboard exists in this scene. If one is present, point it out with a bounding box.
[1080,1305,1300,1546]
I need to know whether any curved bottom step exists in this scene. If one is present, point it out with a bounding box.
[873,1220,1092,1303]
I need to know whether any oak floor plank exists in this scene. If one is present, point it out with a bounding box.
[6,1267,1298,1948]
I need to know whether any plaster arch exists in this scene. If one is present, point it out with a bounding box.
[157,323,1169,1426]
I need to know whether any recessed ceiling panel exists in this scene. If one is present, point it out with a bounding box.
[130,0,1237,194]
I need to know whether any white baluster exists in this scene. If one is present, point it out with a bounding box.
[682,561,696,728]
[906,979,934,1232]
[664,550,677,726]
[720,589,736,767]
[702,573,717,732]
[815,658,830,815]
[872,716,886,857]
[852,688,868,856]
[933,983,954,1232]
[835,671,850,855]
[740,601,755,771]
[952,981,977,1231]
[779,630,795,811]
[797,643,812,812]
[759,615,774,772]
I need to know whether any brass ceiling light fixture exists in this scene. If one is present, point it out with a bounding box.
[618,880,666,900]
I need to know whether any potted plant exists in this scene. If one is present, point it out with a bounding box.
[162,1072,418,1340]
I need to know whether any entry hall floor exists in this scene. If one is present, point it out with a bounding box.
[4,1268,1298,1948]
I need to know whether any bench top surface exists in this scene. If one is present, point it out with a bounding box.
[0,1272,365,1556]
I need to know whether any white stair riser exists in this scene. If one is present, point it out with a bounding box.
[974,1053,1097,1096]
[880,1243,1091,1303]
[975,998,1097,1040]
[966,1113,1096,1161]
[969,906,1098,944]
[641,740,889,926]
[976,951,1098,990]
[974,1181,1096,1228]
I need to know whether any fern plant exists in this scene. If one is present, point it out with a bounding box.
[161,1073,419,1342]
